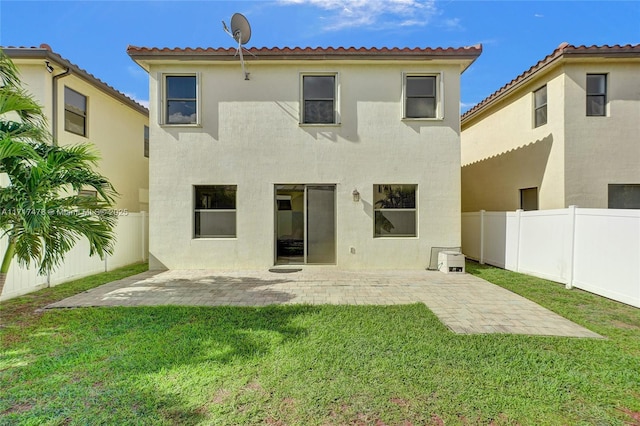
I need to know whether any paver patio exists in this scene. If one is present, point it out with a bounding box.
[46,268,602,338]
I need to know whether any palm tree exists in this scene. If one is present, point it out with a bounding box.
[0,49,118,298]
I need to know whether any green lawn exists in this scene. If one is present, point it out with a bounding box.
[1,261,639,425]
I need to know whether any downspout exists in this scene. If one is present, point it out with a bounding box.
[51,65,71,146]
[46,65,71,288]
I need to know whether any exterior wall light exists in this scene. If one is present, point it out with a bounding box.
[352,189,360,202]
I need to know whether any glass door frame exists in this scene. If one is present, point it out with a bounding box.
[274,184,337,266]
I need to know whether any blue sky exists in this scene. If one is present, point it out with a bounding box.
[1,0,639,112]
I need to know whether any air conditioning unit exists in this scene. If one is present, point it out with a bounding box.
[438,251,465,274]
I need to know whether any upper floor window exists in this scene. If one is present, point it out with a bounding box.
[301,74,337,124]
[143,125,149,158]
[404,75,439,119]
[64,87,87,136]
[164,75,197,125]
[533,85,547,127]
[587,74,607,116]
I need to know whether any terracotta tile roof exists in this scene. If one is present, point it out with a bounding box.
[461,43,640,124]
[127,45,482,63]
[2,44,148,116]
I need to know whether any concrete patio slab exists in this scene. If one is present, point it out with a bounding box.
[46,268,602,338]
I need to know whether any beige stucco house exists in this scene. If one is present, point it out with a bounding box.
[461,43,640,212]
[128,45,481,270]
[3,44,149,212]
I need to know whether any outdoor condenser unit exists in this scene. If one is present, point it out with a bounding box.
[438,251,465,274]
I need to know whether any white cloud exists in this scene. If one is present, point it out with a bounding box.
[534,13,544,18]
[460,101,477,113]
[124,93,149,109]
[441,17,463,31]
[279,0,439,30]
[168,112,196,124]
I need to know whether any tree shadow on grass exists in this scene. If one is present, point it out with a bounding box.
[2,304,320,425]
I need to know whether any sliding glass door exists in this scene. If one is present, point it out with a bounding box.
[275,185,335,265]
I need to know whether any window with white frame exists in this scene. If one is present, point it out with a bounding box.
[301,74,337,124]
[404,75,438,119]
[194,185,236,238]
[533,85,547,127]
[164,75,197,125]
[143,125,149,158]
[64,86,87,136]
[373,184,417,237]
[587,74,607,116]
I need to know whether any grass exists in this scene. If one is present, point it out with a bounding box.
[0,261,639,425]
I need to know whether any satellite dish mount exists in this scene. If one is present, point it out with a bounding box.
[222,13,253,80]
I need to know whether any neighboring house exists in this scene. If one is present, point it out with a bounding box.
[3,44,149,212]
[127,45,481,270]
[461,43,640,212]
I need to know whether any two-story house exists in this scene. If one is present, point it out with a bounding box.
[461,43,640,212]
[3,44,149,212]
[128,45,481,270]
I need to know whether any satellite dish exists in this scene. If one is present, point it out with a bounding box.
[230,13,251,45]
[222,13,253,80]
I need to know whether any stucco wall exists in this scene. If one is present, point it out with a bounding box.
[148,61,464,270]
[461,68,566,212]
[13,60,149,212]
[563,61,640,208]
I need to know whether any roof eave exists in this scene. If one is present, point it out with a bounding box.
[3,47,149,117]
[127,45,482,73]
[461,43,640,127]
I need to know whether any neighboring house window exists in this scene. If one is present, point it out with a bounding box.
[78,189,97,198]
[165,75,197,125]
[64,87,87,136]
[194,185,236,238]
[533,85,547,127]
[301,74,337,124]
[143,125,149,158]
[520,187,539,211]
[587,74,607,116]
[608,184,640,209]
[404,75,438,119]
[373,185,417,237]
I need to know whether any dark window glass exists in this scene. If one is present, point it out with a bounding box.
[373,184,417,237]
[166,76,196,98]
[608,184,640,209]
[587,74,606,116]
[303,75,335,124]
[520,187,539,211]
[64,87,87,136]
[143,125,149,158]
[195,186,236,209]
[166,76,197,124]
[194,185,237,238]
[405,76,436,118]
[534,86,547,127]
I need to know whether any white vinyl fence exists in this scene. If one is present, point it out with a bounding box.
[0,212,148,301]
[462,207,640,308]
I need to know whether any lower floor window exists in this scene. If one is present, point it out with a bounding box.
[520,187,539,211]
[194,185,236,238]
[608,184,640,209]
[374,184,417,237]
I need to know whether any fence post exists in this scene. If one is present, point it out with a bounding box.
[479,210,485,264]
[515,209,523,273]
[141,211,147,262]
[566,205,577,289]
